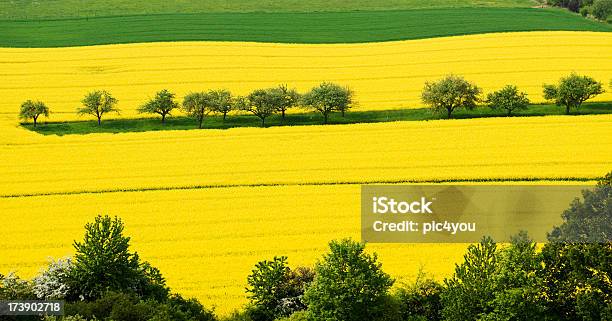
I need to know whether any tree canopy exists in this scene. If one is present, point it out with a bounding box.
[77,90,119,125]
[137,89,179,123]
[302,82,353,123]
[486,85,530,116]
[19,100,49,127]
[543,73,604,114]
[422,75,481,119]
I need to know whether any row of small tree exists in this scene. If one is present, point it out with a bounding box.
[19,73,608,128]
[19,82,354,128]
[422,73,607,119]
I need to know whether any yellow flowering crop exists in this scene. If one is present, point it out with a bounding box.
[0,31,610,122]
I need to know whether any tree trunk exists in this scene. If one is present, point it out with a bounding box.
[566,105,571,115]
[261,117,266,127]
[447,108,453,119]
[198,116,204,129]
[323,112,329,124]
[97,116,101,126]
[162,114,166,124]
[223,112,227,121]
[33,116,37,127]
[342,109,345,117]
[282,109,286,120]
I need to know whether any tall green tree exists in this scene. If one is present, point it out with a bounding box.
[68,215,168,301]
[441,237,498,320]
[77,90,119,126]
[270,85,300,121]
[422,75,481,119]
[302,82,353,124]
[244,89,277,127]
[182,92,215,129]
[19,100,49,127]
[486,85,530,116]
[543,73,604,115]
[138,89,178,123]
[303,238,394,321]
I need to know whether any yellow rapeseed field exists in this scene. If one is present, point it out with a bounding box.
[1,115,610,197]
[0,31,610,122]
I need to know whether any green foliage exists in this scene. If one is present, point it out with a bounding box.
[208,89,234,121]
[77,90,119,125]
[246,257,314,321]
[0,272,35,300]
[540,173,612,320]
[269,85,301,120]
[68,215,169,301]
[303,238,394,321]
[394,272,443,321]
[273,310,311,321]
[245,89,279,127]
[592,0,612,20]
[138,89,179,123]
[422,75,481,118]
[19,99,49,127]
[2,8,611,47]
[485,232,547,320]
[182,92,216,128]
[486,85,530,116]
[543,73,604,114]
[65,291,216,321]
[302,82,353,123]
[441,237,498,320]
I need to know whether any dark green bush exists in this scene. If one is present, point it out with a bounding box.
[395,273,443,321]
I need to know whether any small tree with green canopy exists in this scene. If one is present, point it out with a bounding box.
[441,236,498,320]
[207,89,233,121]
[543,73,604,115]
[302,82,354,124]
[592,0,612,20]
[77,90,119,126]
[68,215,169,301]
[422,75,481,119]
[486,85,530,116]
[19,100,49,127]
[270,84,300,120]
[182,92,215,129]
[137,89,178,123]
[303,238,394,321]
[244,89,277,127]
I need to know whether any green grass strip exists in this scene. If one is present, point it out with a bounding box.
[1,8,610,47]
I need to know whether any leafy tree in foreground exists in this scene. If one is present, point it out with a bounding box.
[302,82,353,123]
[395,271,443,321]
[303,238,394,321]
[32,257,73,300]
[270,84,300,120]
[486,85,530,116]
[138,89,179,123]
[541,172,612,320]
[246,257,314,321]
[543,73,604,115]
[422,75,481,119]
[19,100,49,127]
[77,90,119,126]
[244,89,277,127]
[68,215,169,301]
[182,92,215,128]
[592,0,612,20]
[441,236,498,320]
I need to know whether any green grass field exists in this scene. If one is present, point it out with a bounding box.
[1,7,610,47]
[0,0,538,19]
[24,102,612,135]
